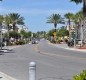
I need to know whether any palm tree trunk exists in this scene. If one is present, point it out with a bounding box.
[83,0,86,43]
[54,23,57,43]
[54,23,57,30]
[69,19,71,41]
[83,0,86,16]
[13,23,17,31]
[7,24,10,45]
[75,23,78,40]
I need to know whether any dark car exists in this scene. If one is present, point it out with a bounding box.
[32,38,38,44]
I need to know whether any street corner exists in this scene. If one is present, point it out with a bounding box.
[0,72,17,80]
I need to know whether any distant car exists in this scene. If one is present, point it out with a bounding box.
[32,39,38,44]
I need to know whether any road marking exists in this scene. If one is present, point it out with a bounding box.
[40,51,86,60]
[33,44,86,60]
[33,44,39,52]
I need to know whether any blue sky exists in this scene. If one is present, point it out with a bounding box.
[0,0,82,32]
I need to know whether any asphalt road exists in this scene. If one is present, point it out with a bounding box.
[0,39,86,80]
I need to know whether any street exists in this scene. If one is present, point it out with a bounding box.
[0,39,86,80]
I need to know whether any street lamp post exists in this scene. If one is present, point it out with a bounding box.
[0,23,3,50]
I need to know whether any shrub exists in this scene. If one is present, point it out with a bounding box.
[73,70,86,80]
[15,40,25,45]
[57,40,61,44]
[57,39,63,44]
[64,39,68,43]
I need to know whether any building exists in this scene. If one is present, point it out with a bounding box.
[16,25,28,33]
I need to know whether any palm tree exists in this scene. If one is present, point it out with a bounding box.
[70,11,82,41]
[70,0,86,43]
[47,14,64,31]
[73,11,84,43]
[47,14,64,43]
[8,13,24,31]
[4,15,12,42]
[64,13,74,40]
[70,0,86,15]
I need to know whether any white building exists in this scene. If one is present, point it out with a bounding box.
[1,23,8,33]
[16,25,28,33]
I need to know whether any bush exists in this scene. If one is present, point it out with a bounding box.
[57,40,63,44]
[73,70,86,80]
[7,42,13,46]
[57,40,61,44]
[15,40,25,45]
[64,39,68,43]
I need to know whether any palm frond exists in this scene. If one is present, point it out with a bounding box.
[70,0,82,4]
[47,13,64,29]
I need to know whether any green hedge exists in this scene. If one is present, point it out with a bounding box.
[15,40,25,45]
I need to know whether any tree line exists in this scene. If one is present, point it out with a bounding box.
[0,13,32,46]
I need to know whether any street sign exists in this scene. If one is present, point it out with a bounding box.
[53,32,56,36]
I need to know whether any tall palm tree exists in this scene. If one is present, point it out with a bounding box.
[4,15,12,41]
[73,10,83,22]
[71,11,83,41]
[64,13,74,40]
[8,13,24,31]
[70,0,86,43]
[70,0,86,15]
[47,14,64,43]
[47,14,64,31]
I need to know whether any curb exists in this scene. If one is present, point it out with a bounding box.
[48,41,86,52]
[65,48,86,52]
[0,72,17,80]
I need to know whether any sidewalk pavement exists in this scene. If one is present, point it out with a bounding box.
[3,45,21,50]
[49,42,86,52]
[0,45,21,53]
[0,45,20,80]
[0,72,17,80]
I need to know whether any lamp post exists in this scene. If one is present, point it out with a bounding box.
[0,23,3,50]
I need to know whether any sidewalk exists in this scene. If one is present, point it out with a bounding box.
[3,45,21,50]
[0,72,17,80]
[0,45,21,53]
[0,45,20,80]
[49,42,86,52]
